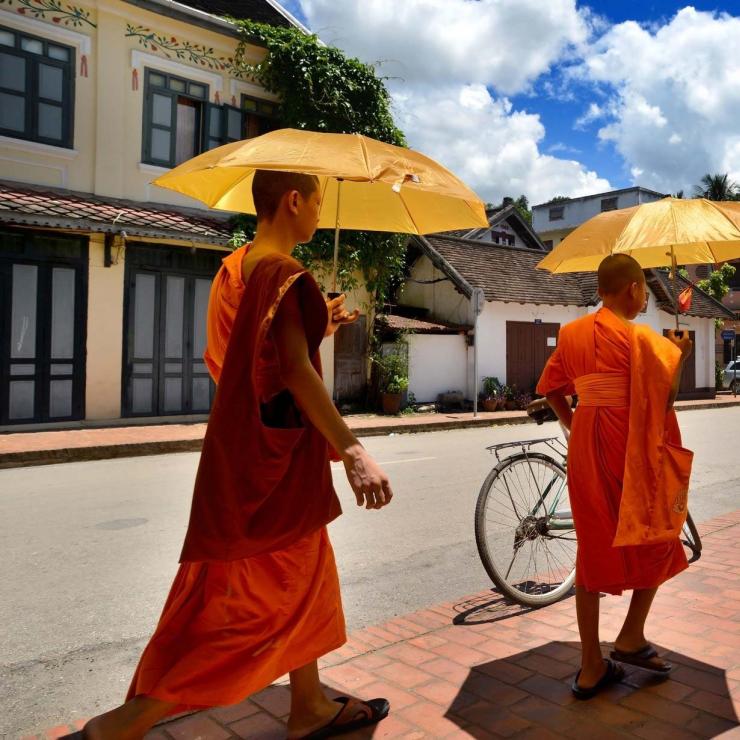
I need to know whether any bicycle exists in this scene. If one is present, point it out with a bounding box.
[474,399,702,608]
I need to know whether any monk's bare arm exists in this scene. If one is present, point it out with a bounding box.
[546,393,573,432]
[271,287,393,510]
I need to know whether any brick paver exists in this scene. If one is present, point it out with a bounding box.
[25,510,740,738]
[2,396,739,469]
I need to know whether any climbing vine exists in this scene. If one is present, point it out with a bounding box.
[227,20,408,308]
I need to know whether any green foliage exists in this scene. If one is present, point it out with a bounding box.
[716,360,725,390]
[696,263,736,302]
[371,340,409,394]
[501,195,532,225]
[694,173,738,201]
[228,20,408,305]
[482,376,502,399]
[548,195,571,203]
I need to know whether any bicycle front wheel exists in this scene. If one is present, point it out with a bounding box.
[475,452,576,608]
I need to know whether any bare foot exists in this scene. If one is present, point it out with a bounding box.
[286,696,344,739]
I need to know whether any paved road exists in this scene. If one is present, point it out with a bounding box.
[2,408,740,736]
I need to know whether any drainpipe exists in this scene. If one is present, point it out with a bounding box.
[471,287,485,417]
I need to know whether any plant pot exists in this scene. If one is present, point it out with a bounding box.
[482,398,499,412]
[504,400,518,411]
[381,392,403,415]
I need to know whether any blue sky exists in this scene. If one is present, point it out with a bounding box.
[275,2,740,204]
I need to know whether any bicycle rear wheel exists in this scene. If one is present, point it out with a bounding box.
[475,452,576,607]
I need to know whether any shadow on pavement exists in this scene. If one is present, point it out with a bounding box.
[443,640,739,738]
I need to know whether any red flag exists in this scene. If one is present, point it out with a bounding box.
[678,286,693,313]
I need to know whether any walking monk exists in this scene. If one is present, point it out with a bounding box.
[74,170,393,739]
[537,254,693,699]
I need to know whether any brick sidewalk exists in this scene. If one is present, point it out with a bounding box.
[2,396,740,469]
[27,511,740,739]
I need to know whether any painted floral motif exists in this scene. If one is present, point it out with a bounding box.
[0,0,95,28]
[126,24,240,75]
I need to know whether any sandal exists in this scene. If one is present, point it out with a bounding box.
[298,696,390,739]
[571,658,625,700]
[610,643,673,674]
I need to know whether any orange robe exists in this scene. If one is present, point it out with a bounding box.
[127,248,346,712]
[537,307,689,595]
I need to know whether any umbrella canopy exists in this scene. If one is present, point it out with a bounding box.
[537,197,740,273]
[152,128,488,234]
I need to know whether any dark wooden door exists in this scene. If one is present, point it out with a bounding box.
[664,329,696,394]
[334,315,367,404]
[506,321,560,393]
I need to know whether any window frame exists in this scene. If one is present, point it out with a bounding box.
[142,68,209,168]
[600,196,619,212]
[548,206,565,221]
[0,25,75,149]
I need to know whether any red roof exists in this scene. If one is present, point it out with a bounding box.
[0,180,232,246]
[379,314,470,334]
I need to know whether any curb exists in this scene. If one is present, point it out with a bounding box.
[2,399,739,470]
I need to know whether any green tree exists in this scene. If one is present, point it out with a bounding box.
[696,263,737,302]
[227,20,408,306]
[501,194,532,225]
[693,173,738,200]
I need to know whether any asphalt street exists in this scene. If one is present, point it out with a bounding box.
[2,407,739,736]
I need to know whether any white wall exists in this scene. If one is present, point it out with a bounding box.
[408,333,468,402]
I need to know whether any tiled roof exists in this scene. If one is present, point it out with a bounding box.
[418,234,599,306]
[647,269,735,320]
[378,314,470,334]
[0,181,232,246]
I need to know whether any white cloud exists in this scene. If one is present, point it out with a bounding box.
[578,7,740,193]
[574,102,605,129]
[295,0,610,203]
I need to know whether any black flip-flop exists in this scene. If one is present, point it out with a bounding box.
[571,658,625,700]
[58,732,84,739]
[610,643,673,674]
[299,696,390,739]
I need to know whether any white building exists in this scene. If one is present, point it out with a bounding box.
[391,235,732,404]
[532,187,667,251]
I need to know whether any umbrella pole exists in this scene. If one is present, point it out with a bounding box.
[670,245,680,333]
[331,179,343,293]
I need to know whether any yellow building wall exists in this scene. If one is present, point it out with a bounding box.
[0,0,272,207]
[85,234,125,419]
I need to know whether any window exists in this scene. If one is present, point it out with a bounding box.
[202,94,279,151]
[601,196,618,212]
[549,206,564,221]
[543,239,554,251]
[143,69,208,167]
[491,230,514,246]
[0,26,74,148]
[143,70,281,165]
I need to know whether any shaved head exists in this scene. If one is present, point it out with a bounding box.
[598,254,645,295]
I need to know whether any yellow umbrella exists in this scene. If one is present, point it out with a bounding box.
[538,197,740,329]
[152,128,489,290]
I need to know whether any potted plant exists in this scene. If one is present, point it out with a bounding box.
[372,343,409,415]
[515,391,533,411]
[503,385,518,411]
[481,376,502,412]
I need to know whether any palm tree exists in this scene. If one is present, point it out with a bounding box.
[694,173,738,200]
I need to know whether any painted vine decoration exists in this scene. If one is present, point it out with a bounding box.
[126,24,240,74]
[0,0,95,28]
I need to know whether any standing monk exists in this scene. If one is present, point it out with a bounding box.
[75,171,393,739]
[537,254,693,699]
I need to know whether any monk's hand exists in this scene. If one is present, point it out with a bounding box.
[325,294,360,337]
[341,443,393,510]
[666,329,693,360]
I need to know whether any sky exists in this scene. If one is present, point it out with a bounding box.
[275,1,740,205]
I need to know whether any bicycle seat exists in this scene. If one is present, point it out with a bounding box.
[526,398,557,425]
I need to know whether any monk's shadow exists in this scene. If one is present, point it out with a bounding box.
[441,640,739,738]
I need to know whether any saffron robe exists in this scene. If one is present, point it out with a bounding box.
[127,250,346,712]
[537,307,689,595]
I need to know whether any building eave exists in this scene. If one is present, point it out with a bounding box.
[412,235,473,300]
